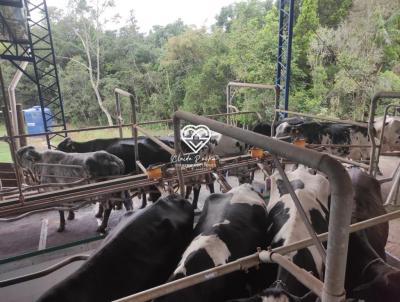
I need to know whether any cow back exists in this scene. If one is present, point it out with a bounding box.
[347,166,388,259]
[37,195,194,302]
[156,184,270,302]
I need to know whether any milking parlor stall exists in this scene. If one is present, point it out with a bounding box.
[1,1,400,302]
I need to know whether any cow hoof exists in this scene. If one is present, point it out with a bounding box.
[57,226,65,232]
[97,226,107,234]
[67,212,75,220]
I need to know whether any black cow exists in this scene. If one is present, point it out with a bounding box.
[37,194,194,302]
[155,184,272,302]
[345,230,400,302]
[57,136,172,174]
[58,136,174,207]
[347,166,388,259]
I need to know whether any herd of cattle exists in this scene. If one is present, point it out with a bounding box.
[36,166,399,302]
[12,115,400,301]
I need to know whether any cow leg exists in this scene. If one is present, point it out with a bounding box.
[140,191,147,209]
[58,210,65,232]
[192,184,201,209]
[185,186,192,199]
[208,182,215,194]
[97,207,112,233]
[95,203,104,218]
[123,191,133,211]
[67,210,75,220]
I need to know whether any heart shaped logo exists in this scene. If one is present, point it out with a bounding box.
[181,125,212,153]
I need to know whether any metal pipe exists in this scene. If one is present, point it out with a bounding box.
[0,67,25,204]
[320,153,370,170]
[0,255,89,287]
[134,125,175,155]
[115,92,123,138]
[7,61,28,150]
[368,92,400,176]
[272,154,326,262]
[276,109,368,128]
[172,111,353,302]
[16,104,27,147]
[227,81,276,90]
[0,111,261,141]
[384,166,400,206]
[259,251,324,297]
[373,104,400,177]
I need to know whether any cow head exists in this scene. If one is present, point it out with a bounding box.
[350,268,400,302]
[275,117,306,139]
[16,146,42,170]
[56,137,76,152]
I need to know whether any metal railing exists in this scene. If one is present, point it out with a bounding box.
[226,81,278,127]
[170,111,353,302]
[368,92,400,176]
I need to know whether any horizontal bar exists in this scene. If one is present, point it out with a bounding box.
[0,111,261,141]
[259,251,324,297]
[228,81,276,91]
[276,109,368,128]
[114,88,133,98]
[134,125,175,155]
[323,152,370,170]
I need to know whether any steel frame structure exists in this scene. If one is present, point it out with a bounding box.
[0,0,66,148]
[275,0,294,115]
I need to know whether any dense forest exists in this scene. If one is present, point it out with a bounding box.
[1,0,400,127]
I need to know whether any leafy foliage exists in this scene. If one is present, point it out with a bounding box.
[1,0,399,127]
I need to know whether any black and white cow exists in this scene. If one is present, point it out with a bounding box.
[275,121,370,160]
[155,184,271,302]
[266,165,330,300]
[181,131,248,209]
[37,194,194,302]
[228,165,390,302]
[17,146,127,232]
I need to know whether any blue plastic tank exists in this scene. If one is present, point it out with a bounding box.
[23,106,52,134]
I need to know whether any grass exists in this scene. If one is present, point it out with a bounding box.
[0,123,171,163]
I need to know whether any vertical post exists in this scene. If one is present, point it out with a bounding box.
[172,116,185,197]
[16,104,27,147]
[226,84,230,125]
[130,95,139,173]
[284,0,294,113]
[275,0,294,117]
[0,67,25,203]
[115,92,123,138]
